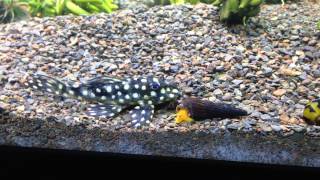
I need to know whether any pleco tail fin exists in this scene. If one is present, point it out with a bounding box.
[23,74,77,98]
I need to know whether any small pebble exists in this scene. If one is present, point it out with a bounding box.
[273,89,286,97]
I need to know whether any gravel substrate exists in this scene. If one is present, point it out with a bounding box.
[0,1,319,139]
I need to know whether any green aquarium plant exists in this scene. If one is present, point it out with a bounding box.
[157,0,263,25]
[0,0,29,23]
[200,0,215,3]
[155,0,203,5]
[185,0,202,4]
[213,0,264,24]
[21,0,118,17]
[169,0,186,4]
[317,21,320,30]
[264,0,285,4]
[20,0,57,17]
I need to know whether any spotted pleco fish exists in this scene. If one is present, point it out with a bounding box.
[24,74,181,128]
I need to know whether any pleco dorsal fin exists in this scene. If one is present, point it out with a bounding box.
[86,76,123,84]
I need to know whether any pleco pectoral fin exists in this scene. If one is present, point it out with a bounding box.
[129,105,154,128]
[86,104,123,118]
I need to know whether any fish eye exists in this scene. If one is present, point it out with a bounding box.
[150,82,160,90]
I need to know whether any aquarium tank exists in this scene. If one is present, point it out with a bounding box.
[0,0,320,175]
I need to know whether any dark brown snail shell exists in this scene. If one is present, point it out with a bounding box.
[177,97,248,121]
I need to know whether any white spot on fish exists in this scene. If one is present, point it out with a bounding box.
[45,82,52,87]
[141,85,146,90]
[146,120,150,124]
[132,114,137,118]
[172,89,179,94]
[55,91,60,95]
[153,78,159,83]
[138,100,144,105]
[38,83,43,87]
[166,88,171,92]
[109,113,115,117]
[160,88,166,94]
[101,96,107,100]
[143,95,149,100]
[90,92,96,98]
[169,94,175,98]
[132,120,137,123]
[150,91,157,97]
[125,94,130,99]
[117,108,122,112]
[159,96,164,101]
[117,91,122,96]
[68,90,75,95]
[105,86,112,93]
[58,84,63,90]
[134,123,141,127]
[134,84,139,89]
[141,110,146,114]
[46,88,52,92]
[96,88,101,93]
[81,89,88,96]
[72,83,80,88]
[119,99,124,103]
[111,95,116,99]
[115,85,119,89]
[124,84,130,90]
[148,100,153,105]
[141,79,147,83]
[132,93,139,98]
[141,117,145,122]
[32,85,38,89]
[48,79,56,84]
[135,106,140,110]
